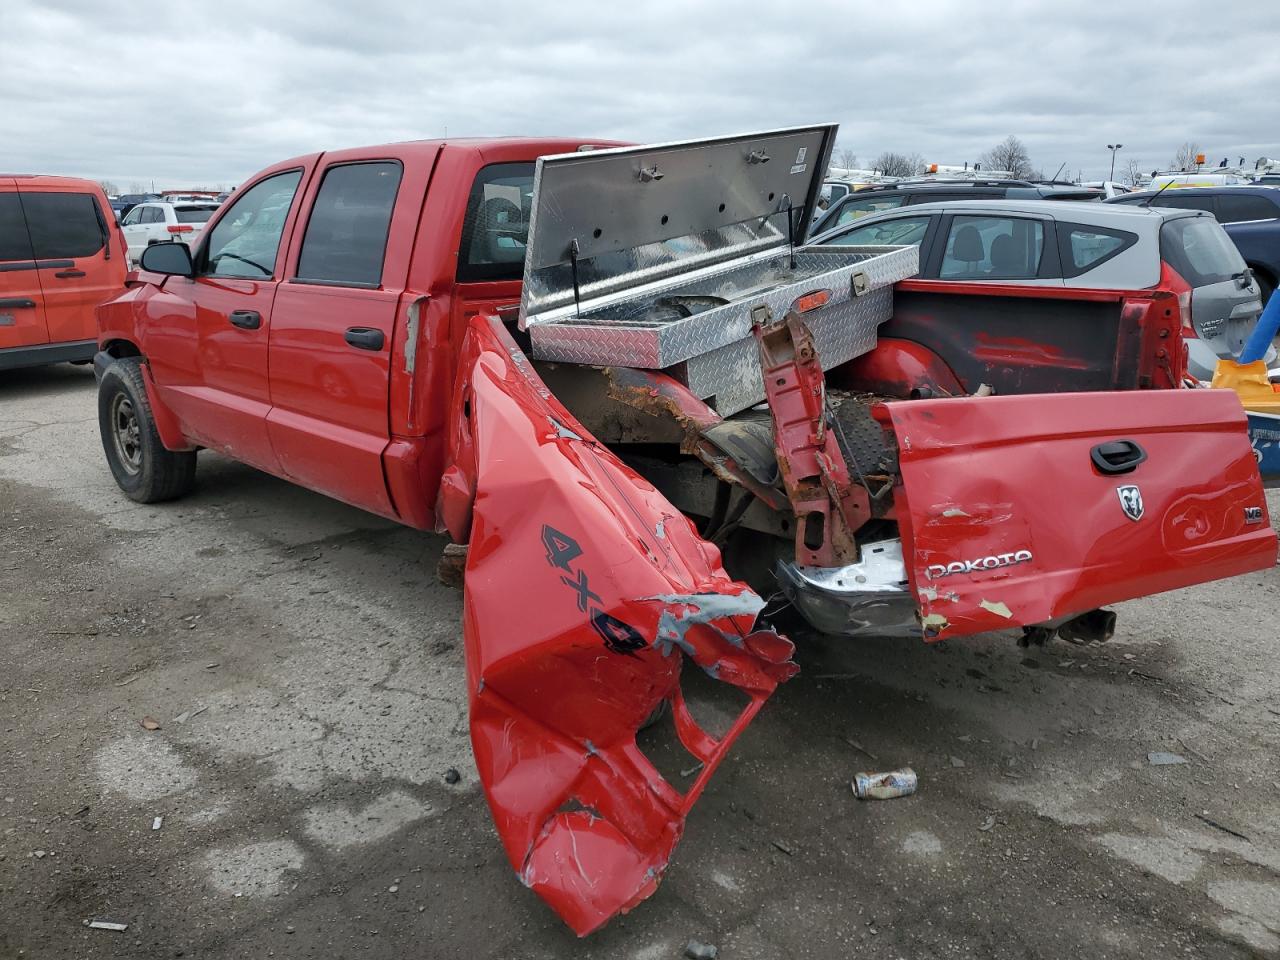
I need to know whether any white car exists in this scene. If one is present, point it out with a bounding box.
[120,201,220,266]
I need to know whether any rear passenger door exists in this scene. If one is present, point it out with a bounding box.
[267,147,438,518]
[17,185,121,345]
[0,181,50,349]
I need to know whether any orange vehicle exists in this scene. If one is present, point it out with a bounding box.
[0,175,126,370]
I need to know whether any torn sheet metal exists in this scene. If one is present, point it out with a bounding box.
[876,389,1276,640]
[442,315,797,936]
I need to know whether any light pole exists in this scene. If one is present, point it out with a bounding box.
[1107,144,1124,182]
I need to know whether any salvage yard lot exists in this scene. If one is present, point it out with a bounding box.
[3,365,1280,959]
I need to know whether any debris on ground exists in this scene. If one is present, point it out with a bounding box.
[845,737,878,760]
[443,767,461,785]
[139,716,161,731]
[32,850,47,859]
[979,815,997,832]
[85,920,128,932]
[771,839,795,856]
[685,940,719,959]
[1194,813,1250,841]
[853,768,918,800]
[950,756,966,768]
[1147,752,1188,766]
[151,816,162,831]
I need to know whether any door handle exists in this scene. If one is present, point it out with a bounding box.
[0,298,36,309]
[344,327,385,351]
[1090,439,1147,475]
[54,269,86,279]
[228,310,262,330]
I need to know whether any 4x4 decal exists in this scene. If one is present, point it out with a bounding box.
[542,524,647,656]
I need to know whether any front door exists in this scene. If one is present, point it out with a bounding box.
[0,181,50,349]
[142,165,311,473]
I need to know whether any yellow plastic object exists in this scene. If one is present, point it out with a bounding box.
[1210,359,1280,414]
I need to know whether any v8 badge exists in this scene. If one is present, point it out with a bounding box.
[1244,505,1265,524]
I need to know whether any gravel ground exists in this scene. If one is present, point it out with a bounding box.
[2,363,1279,960]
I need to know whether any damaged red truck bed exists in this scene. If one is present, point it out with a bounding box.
[94,126,1276,934]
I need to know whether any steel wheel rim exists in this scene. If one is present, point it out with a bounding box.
[110,394,143,475]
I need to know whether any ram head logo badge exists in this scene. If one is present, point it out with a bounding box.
[1117,485,1144,522]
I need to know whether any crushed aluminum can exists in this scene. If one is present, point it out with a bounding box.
[852,767,918,800]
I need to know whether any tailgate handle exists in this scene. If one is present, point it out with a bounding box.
[1091,439,1147,475]
[344,327,385,351]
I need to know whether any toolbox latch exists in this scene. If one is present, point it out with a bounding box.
[850,271,870,298]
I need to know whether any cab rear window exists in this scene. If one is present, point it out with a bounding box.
[457,163,534,283]
[1160,215,1245,286]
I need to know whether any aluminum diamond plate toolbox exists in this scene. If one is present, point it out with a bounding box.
[516,126,917,413]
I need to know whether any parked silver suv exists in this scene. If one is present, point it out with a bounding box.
[812,199,1267,380]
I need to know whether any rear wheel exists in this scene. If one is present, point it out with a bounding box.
[98,357,196,502]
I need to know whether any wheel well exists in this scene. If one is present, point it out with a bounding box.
[1249,262,1276,289]
[102,339,143,360]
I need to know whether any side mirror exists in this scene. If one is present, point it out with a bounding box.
[139,241,194,277]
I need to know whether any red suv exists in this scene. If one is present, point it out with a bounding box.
[0,176,126,370]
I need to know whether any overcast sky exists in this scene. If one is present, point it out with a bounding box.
[3,0,1278,190]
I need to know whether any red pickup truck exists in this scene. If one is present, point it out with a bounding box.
[94,127,1276,935]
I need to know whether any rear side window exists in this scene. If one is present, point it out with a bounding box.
[20,192,105,259]
[1215,193,1278,223]
[175,206,217,224]
[457,162,535,283]
[203,170,303,279]
[1057,222,1138,278]
[1160,215,1246,286]
[940,215,1044,280]
[143,207,164,224]
[296,161,403,287]
[834,194,906,226]
[0,194,35,261]
[1150,193,1215,214]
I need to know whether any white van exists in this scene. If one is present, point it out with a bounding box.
[1149,172,1250,190]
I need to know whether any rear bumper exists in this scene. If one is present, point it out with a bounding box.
[775,539,920,638]
[0,339,96,372]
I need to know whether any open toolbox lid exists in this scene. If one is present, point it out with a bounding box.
[519,124,838,329]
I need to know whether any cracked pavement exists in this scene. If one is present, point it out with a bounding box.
[2,363,1280,959]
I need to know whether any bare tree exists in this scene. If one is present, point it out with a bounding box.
[99,180,120,196]
[1172,142,1203,171]
[1124,158,1144,187]
[128,181,147,194]
[872,151,924,178]
[834,146,858,170]
[979,135,1034,179]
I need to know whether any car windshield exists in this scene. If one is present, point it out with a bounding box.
[1160,215,1245,286]
[175,206,217,223]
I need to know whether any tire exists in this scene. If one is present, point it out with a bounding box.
[98,357,196,503]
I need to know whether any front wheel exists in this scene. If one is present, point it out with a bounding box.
[98,357,196,503]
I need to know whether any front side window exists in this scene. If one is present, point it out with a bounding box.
[296,161,402,287]
[1060,222,1138,277]
[0,194,34,261]
[940,215,1044,280]
[20,192,105,259]
[121,206,143,226]
[457,162,535,282]
[1161,215,1245,286]
[1215,193,1278,224]
[202,170,303,279]
[826,216,931,248]
[835,194,906,226]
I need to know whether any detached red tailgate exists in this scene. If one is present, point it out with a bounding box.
[877,389,1276,640]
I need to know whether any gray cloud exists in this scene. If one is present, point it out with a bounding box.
[2,0,1277,188]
